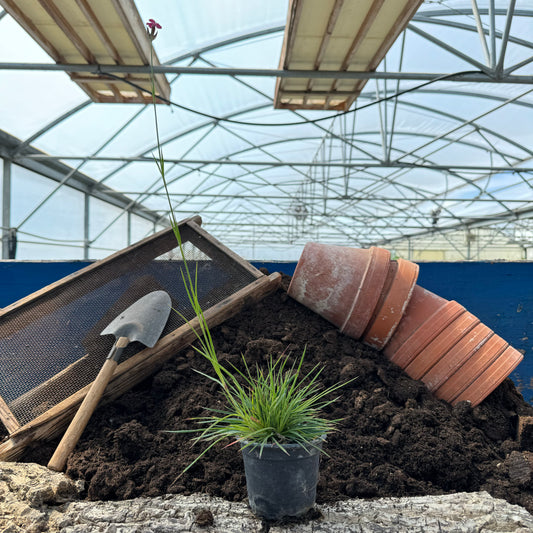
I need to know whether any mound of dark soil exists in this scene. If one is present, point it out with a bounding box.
[20,274,533,513]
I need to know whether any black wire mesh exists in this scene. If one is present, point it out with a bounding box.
[0,223,258,428]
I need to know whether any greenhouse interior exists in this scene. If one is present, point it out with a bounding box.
[2,0,533,530]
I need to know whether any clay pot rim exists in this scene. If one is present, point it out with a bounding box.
[389,300,466,368]
[422,323,493,393]
[434,334,508,404]
[404,311,481,381]
[363,258,419,350]
[452,346,523,407]
[339,246,391,339]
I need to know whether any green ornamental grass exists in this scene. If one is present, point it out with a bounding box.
[146,18,354,475]
[171,348,353,473]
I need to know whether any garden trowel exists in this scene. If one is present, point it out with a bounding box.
[47,290,172,471]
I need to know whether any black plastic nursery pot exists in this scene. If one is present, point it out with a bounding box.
[241,438,323,520]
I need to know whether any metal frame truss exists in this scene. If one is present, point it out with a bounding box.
[1,1,532,260]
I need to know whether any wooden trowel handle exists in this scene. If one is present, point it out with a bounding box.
[47,336,130,472]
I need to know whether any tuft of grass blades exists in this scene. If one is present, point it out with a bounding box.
[167,349,355,475]
[147,28,354,478]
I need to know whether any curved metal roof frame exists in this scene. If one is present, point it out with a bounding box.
[1,1,533,261]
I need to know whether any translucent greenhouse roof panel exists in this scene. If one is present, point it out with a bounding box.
[1,0,533,263]
[0,0,170,104]
[0,15,88,140]
[134,0,288,64]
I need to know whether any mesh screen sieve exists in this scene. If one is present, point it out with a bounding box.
[0,222,259,428]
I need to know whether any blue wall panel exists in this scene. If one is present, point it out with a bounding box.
[417,262,533,403]
[1,260,532,402]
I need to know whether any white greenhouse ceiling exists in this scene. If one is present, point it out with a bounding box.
[0,0,532,262]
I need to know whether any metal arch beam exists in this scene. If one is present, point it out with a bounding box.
[195,54,389,244]
[25,124,528,220]
[0,130,161,225]
[136,138,478,244]
[375,202,533,247]
[116,191,533,204]
[286,81,533,237]
[161,54,389,244]
[406,23,492,74]
[2,62,532,83]
[497,0,517,73]
[25,156,533,172]
[395,88,533,164]
[471,0,491,66]
[412,8,533,52]
[412,7,532,17]
[15,99,92,154]
[4,73,531,234]
[15,104,152,232]
[94,83,533,194]
[26,84,533,172]
[17,123,531,241]
[96,101,276,185]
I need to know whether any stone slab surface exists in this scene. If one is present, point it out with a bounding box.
[1,461,533,532]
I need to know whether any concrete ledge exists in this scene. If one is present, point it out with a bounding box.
[2,462,533,532]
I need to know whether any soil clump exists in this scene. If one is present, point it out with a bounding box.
[17,274,533,514]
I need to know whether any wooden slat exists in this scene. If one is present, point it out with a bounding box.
[314,0,345,70]
[340,0,385,70]
[186,220,264,279]
[0,272,282,461]
[0,395,20,434]
[280,0,305,69]
[37,0,96,63]
[274,0,304,108]
[8,352,98,422]
[345,0,423,98]
[367,0,423,72]
[306,0,345,95]
[75,0,122,64]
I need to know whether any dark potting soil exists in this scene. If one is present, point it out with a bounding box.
[17,274,533,514]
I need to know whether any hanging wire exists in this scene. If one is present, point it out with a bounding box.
[98,68,484,128]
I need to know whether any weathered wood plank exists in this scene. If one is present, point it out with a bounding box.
[0,395,20,433]
[186,219,264,279]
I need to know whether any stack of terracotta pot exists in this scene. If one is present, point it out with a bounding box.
[287,242,523,407]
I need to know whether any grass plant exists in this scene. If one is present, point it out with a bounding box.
[174,349,352,473]
[146,19,353,474]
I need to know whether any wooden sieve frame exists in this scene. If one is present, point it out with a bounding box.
[0,216,281,460]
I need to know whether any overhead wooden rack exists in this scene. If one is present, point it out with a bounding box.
[274,0,423,111]
[0,0,170,104]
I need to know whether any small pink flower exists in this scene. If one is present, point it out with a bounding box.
[146,19,162,41]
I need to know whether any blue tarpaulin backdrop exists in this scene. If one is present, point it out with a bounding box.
[2,260,532,403]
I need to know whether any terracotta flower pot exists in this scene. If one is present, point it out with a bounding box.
[363,258,419,349]
[433,334,508,404]
[289,243,523,407]
[383,286,466,369]
[450,344,523,406]
[403,311,481,381]
[287,243,391,339]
